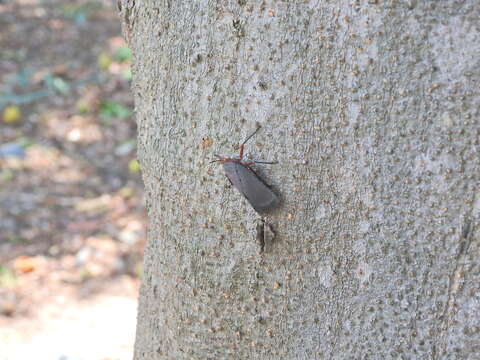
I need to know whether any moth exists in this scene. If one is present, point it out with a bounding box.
[212,127,280,213]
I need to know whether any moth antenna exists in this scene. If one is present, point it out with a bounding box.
[253,160,278,165]
[241,126,262,146]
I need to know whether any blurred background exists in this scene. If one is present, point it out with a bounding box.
[0,1,145,359]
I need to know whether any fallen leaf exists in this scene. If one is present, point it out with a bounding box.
[14,256,35,273]
[128,159,141,173]
[2,106,21,124]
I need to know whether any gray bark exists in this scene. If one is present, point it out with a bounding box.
[119,0,480,359]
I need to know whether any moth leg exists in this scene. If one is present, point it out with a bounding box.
[239,127,261,160]
[253,160,278,165]
[225,175,234,186]
[256,220,265,253]
[256,219,276,253]
[242,161,256,167]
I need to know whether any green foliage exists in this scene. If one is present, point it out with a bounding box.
[0,265,17,288]
[0,169,15,183]
[15,136,35,148]
[114,46,133,63]
[122,68,132,81]
[60,1,103,25]
[128,159,141,174]
[44,75,71,95]
[99,101,132,123]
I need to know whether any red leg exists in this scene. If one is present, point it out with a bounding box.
[242,161,256,169]
[239,127,261,160]
[239,144,245,160]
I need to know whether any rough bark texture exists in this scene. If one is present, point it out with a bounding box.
[119,0,480,358]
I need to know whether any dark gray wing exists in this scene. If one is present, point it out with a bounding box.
[223,162,279,213]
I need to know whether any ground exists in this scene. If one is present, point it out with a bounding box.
[0,1,144,359]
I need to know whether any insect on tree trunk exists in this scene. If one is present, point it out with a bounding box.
[118,0,480,358]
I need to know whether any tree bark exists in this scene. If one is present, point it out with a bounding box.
[119,0,480,358]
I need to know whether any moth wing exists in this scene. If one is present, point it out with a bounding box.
[223,162,279,213]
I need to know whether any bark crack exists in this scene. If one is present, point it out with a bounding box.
[437,218,475,356]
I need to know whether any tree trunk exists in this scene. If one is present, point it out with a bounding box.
[119,0,480,358]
